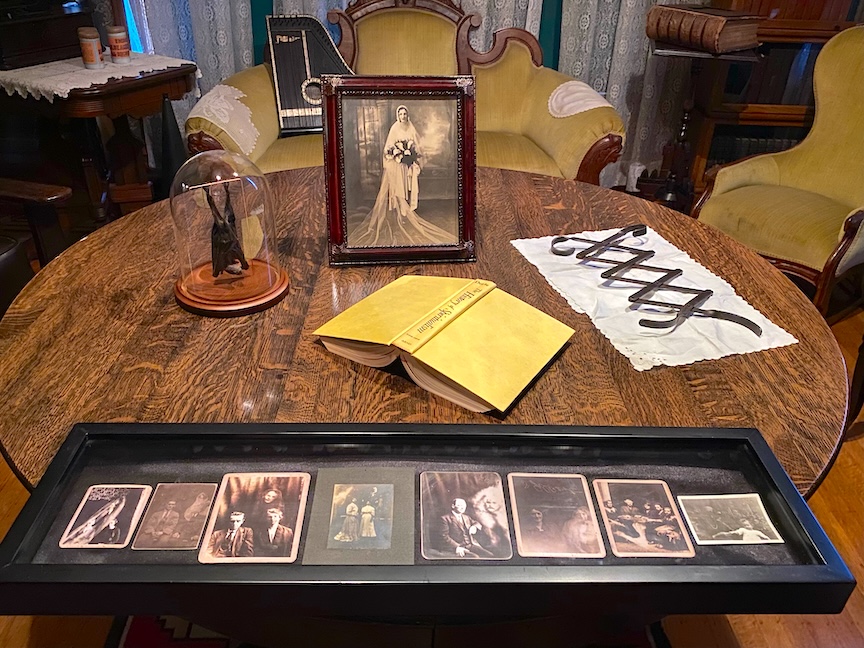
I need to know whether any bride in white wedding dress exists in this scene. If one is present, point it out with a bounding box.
[349,105,457,247]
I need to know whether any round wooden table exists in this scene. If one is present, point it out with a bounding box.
[0,167,847,496]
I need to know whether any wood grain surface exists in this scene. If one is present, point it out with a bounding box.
[0,168,847,494]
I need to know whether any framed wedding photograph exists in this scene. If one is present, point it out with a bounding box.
[322,75,476,265]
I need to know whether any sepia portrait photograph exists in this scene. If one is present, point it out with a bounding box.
[198,472,310,564]
[302,467,415,566]
[508,473,605,558]
[59,484,152,549]
[132,483,217,550]
[343,97,458,249]
[593,479,695,558]
[327,483,394,551]
[323,76,476,264]
[420,471,512,560]
[677,493,784,545]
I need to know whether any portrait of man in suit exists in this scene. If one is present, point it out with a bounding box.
[142,499,180,540]
[437,497,494,558]
[208,511,254,558]
[256,507,294,557]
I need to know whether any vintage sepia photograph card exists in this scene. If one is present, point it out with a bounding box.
[593,479,695,558]
[303,467,415,565]
[198,472,310,564]
[508,473,605,558]
[327,483,394,550]
[132,483,217,550]
[59,484,152,549]
[678,493,784,545]
[420,471,512,560]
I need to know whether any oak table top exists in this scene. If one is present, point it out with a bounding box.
[0,167,848,495]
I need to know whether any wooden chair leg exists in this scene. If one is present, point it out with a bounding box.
[847,332,864,435]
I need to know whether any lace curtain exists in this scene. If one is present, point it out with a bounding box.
[124,0,254,167]
[559,0,705,186]
[275,0,542,51]
[137,0,254,118]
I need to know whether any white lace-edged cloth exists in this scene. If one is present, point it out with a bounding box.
[0,53,200,102]
[547,80,613,118]
[512,228,798,371]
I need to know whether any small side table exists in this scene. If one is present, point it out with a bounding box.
[0,57,197,223]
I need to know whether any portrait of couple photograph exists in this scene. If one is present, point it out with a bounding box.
[420,471,512,560]
[327,483,394,551]
[133,482,217,550]
[508,473,606,559]
[198,472,310,563]
[341,97,460,249]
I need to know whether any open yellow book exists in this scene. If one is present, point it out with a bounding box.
[314,275,574,413]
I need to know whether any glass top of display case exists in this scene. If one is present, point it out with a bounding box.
[0,423,853,621]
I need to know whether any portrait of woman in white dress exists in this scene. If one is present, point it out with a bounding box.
[360,501,376,538]
[347,103,458,248]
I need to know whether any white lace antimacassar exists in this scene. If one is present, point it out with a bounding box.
[547,80,613,119]
[188,84,259,156]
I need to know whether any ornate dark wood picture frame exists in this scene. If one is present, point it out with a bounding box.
[323,75,476,265]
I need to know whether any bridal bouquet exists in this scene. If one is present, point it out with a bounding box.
[385,139,418,167]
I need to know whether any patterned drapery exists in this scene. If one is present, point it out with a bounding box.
[142,0,254,101]
[124,0,254,166]
[559,0,705,185]
[275,0,542,51]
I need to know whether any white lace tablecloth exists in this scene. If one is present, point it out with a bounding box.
[0,53,200,102]
[512,228,798,371]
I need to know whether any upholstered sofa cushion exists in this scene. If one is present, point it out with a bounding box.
[476,131,563,177]
[255,131,566,178]
[699,184,852,271]
[255,134,325,174]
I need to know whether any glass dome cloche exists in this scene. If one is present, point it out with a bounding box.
[170,151,289,317]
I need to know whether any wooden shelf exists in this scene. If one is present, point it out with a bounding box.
[758,20,858,42]
[701,103,815,125]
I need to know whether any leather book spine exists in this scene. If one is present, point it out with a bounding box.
[701,15,728,53]
[646,6,662,41]
[664,9,688,45]
[646,7,727,52]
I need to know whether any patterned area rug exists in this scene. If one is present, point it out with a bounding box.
[110,617,236,648]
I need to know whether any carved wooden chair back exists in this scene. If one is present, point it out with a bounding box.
[327,0,542,76]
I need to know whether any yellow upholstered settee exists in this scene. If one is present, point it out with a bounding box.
[185,0,626,184]
[692,26,864,315]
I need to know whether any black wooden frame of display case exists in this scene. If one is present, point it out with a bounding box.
[0,422,854,619]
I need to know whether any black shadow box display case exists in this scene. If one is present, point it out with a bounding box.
[0,423,854,624]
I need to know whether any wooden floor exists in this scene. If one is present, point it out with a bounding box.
[1,310,863,647]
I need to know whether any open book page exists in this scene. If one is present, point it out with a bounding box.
[313,275,475,346]
[408,290,574,412]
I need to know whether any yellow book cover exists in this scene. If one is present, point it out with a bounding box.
[313,275,574,412]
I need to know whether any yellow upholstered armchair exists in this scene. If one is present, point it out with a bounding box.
[185,0,625,184]
[692,26,864,315]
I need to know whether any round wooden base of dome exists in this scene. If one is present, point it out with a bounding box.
[174,258,290,317]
